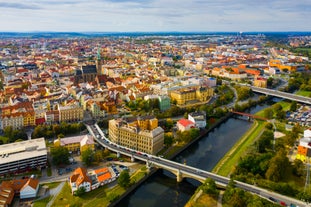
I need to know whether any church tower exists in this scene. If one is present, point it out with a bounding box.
[96,47,102,75]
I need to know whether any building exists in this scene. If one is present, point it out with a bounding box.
[0,178,39,204]
[54,134,95,153]
[74,65,98,85]
[70,166,116,195]
[170,86,213,105]
[269,59,298,72]
[0,185,14,207]
[20,179,40,199]
[69,167,92,194]
[109,116,164,155]
[253,76,267,88]
[58,101,83,123]
[0,138,47,175]
[188,111,206,128]
[176,119,195,132]
[1,102,35,130]
[158,95,171,111]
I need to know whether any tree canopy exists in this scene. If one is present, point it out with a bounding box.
[51,146,70,165]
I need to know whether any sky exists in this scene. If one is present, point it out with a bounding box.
[0,0,310,32]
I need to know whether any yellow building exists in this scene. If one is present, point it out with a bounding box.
[108,116,164,155]
[58,102,83,123]
[269,59,297,72]
[54,135,95,153]
[253,76,267,88]
[170,86,213,105]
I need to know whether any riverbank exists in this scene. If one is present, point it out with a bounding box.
[212,120,266,176]
[111,113,233,206]
[167,113,233,160]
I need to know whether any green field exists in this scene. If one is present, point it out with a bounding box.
[296,90,311,97]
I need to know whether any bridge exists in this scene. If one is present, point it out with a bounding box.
[86,123,308,207]
[231,110,268,121]
[250,86,311,104]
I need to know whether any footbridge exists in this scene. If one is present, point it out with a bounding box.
[231,110,268,121]
[86,123,307,207]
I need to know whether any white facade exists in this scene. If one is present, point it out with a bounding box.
[304,129,311,138]
[20,184,39,199]
[71,181,91,193]
[188,112,206,128]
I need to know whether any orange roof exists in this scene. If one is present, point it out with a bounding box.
[94,167,109,174]
[0,186,14,206]
[21,179,39,191]
[97,172,111,182]
[70,167,91,187]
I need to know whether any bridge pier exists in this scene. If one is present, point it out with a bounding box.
[116,152,120,158]
[176,170,183,183]
[131,155,135,162]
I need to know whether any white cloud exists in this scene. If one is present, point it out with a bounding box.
[0,0,310,32]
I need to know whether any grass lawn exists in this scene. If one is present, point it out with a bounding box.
[33,196,52,207]
[0,136,9,144]
[51,165,147,207]
[185,193,218,207]
[212,120,266,176]
[296,90,311,97]
[43,182,60,189]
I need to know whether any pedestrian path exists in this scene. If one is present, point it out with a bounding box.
[46,181,65,207]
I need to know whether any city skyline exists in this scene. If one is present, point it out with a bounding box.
[0,0,311,32]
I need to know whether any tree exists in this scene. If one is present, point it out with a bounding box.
[118,170,130,188]
[81,147,94,166]
[263,108,273,119]
[75,186,86,197]
[265,150,290,182]
[290,101,297,112]
[51,146,70,165]
[94,151,103,162]
[164,133,174,147]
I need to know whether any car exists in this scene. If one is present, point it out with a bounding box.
[280,201,287,206]
[268,197,277,202]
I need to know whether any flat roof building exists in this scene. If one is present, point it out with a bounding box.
[0,138,47,175]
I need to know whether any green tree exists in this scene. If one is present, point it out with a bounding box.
[74,186,86,197]
[263,108,273,119]
[164,133,174,147]
[290,101,297,111]
[265,149,290,182]
[292,159,305,177]
[201,178,219,197]
[81,147,94,166]
[118,170,130,188]
[51,146,70,165]
[94,151,103,162]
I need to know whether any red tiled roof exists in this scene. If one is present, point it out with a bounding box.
[178,119,194,127]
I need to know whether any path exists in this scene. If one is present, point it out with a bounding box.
[46,181,65,207]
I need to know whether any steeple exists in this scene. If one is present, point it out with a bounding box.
[96,46,102,75]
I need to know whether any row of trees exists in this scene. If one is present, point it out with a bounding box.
[32,122,85,139]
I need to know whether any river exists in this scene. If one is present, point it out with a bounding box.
[116,104,269,207]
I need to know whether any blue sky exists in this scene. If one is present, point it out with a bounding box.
[0,0,310,32]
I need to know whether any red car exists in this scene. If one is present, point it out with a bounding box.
[280,201,287,206]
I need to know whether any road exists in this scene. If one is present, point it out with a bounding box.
[87,123,309,207]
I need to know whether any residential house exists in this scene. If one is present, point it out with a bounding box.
[176,119,195,132]
[54,134,95,153]
[188,111,206,128]
[70,167,92,194]
[20,179,39,199]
